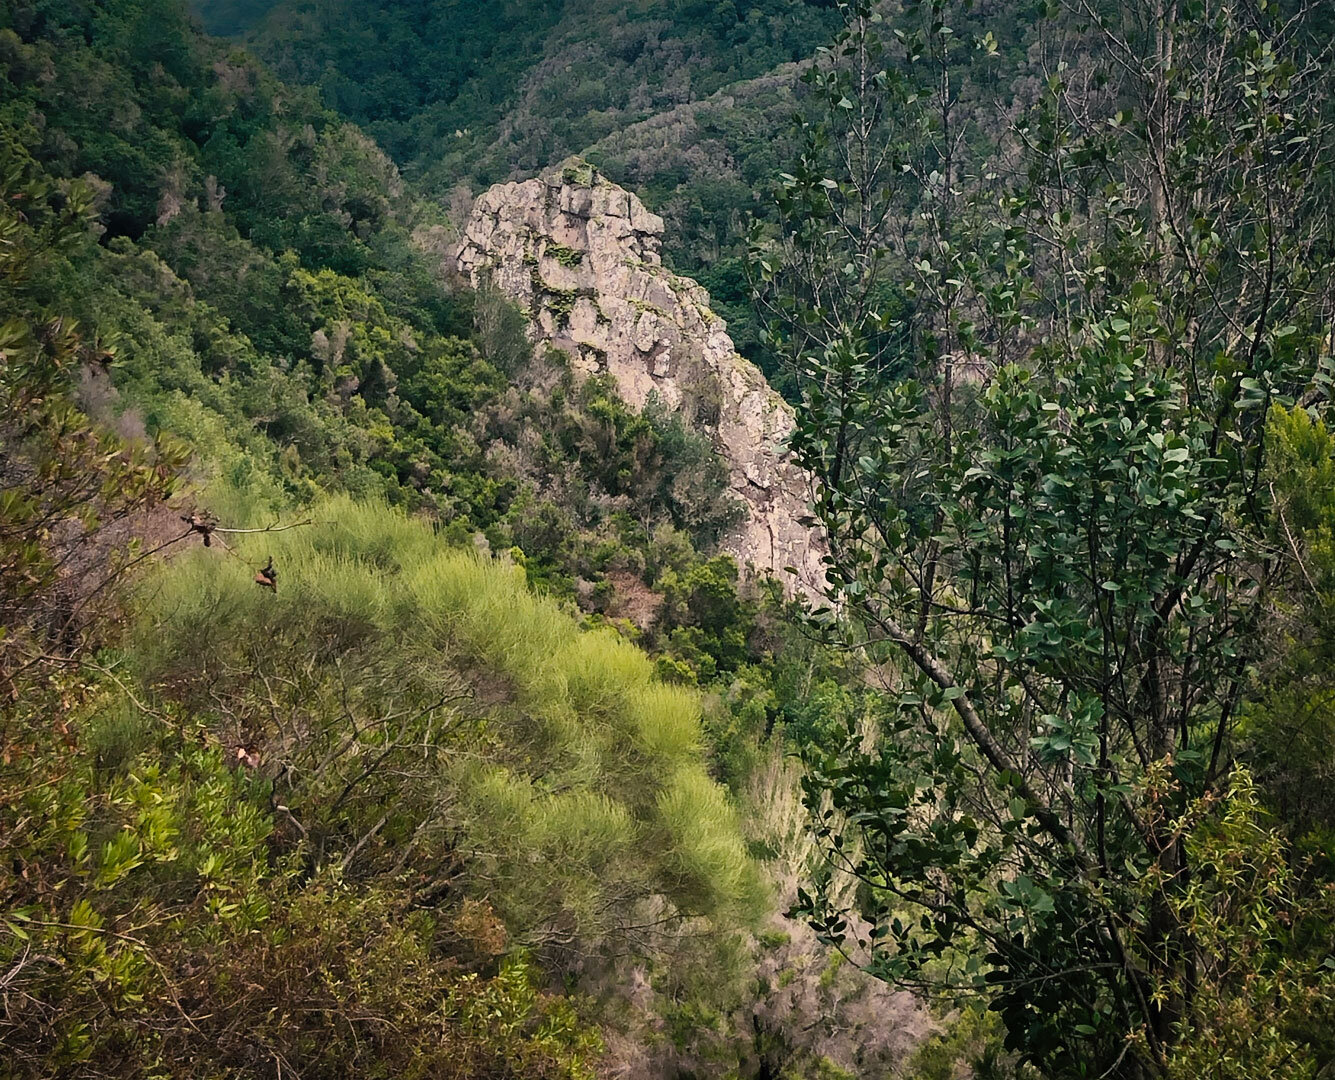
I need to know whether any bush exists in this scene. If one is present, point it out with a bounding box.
[132,492,766,960]
[0,664,603,1078]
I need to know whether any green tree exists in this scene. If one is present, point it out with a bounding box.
[1133,768,1335,1080]
[757,1,1335,1075]
[0,142,182,674]
[1243,406,1335,868]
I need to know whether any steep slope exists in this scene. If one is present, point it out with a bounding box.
[0,3,948,1077]
[224,0,840,387]
[457,162,827,600]
[580,64,808,378]
[237,0,839,185]
[190,0,278,35]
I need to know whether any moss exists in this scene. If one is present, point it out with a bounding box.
[528,265,577,325]
[628,297,667,318]
[560,159,597,187]
[528,264,599,328]
[545,241,584,268]
[547,290,579,326]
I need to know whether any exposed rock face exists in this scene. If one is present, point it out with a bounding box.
[457,161,826,601]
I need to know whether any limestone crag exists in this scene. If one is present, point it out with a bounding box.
[457,161,826,601]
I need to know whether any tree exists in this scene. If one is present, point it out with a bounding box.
[1132,767,1335,1080]
[1,143,182,678]
[1241,405,1335,863]
[755,0,1335,1074]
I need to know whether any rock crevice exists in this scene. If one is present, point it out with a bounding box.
[457,161,826,601]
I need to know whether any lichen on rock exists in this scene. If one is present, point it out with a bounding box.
[457,159,827,601]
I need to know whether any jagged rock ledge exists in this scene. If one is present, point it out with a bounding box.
[456,160,827,601]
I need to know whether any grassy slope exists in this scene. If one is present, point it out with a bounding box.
[0,2,763,1072]
[137,490,765,946]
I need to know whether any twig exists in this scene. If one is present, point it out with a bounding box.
[1270,481,1321,598]
[20,920,208,1032]
[212,520,315,536]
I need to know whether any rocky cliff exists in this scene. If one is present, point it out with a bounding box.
[456,161,826,601]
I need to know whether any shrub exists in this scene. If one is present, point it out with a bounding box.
[132,492,765,960]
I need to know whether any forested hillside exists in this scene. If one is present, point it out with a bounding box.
[200,0,852,377]
[0,1,912,1076]
[192,0,273,35]
[5,0,1335,1077]
[216,0,1031,382]
[224,0,839,186]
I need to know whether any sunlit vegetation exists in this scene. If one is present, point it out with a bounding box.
[9,0,1335,1075]
[1,2,897,1076]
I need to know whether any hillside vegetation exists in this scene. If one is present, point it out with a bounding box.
[8,0,1335,1077]
[197,0,845,377]
[1,1,909,1076]
[136,491,763,947]
[227,0,840,187]
[219,0,1035,382]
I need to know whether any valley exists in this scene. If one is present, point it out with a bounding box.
[3,1,1335,1078]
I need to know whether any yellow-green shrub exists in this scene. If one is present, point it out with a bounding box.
[132,492,764,957]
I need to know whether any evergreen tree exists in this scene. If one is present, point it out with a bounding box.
[756,1,1335,1074]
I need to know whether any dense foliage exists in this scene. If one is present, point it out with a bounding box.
[759,0,1335,1076]
[0,124,605,1078]
[11,0,1335,1074]
[203,0,853,381]
[228,0,840,185]
[1,2,913,1076]
[0,0,773,621]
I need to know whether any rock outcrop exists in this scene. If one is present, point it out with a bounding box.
[457,161,826,601]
